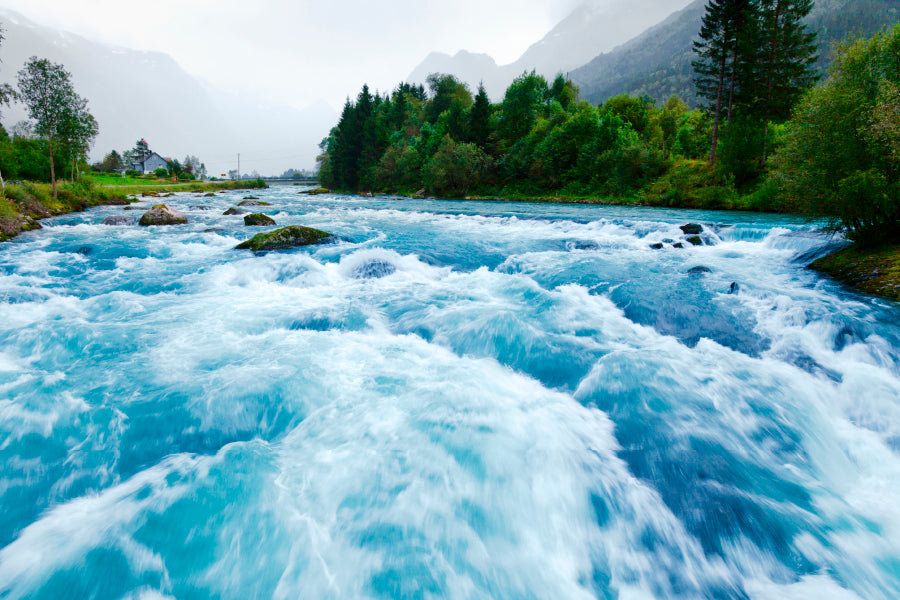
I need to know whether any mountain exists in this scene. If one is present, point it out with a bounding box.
[570,0,900,106]
[406,0,695,99]
[0,9,335,173]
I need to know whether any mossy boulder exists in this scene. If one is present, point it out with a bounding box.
[244,213,276,226]
[138,204,188,226]
[223,207,245,215]
[235,225,332,251]
[686,235,704,246]
[237,199,271,206]
[810,244,900,301]
[203,192,216,197]
[680,223,703,235]
[243,195,260,200]
[300,188,329,196]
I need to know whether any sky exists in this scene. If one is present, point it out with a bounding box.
[0,0,591,112]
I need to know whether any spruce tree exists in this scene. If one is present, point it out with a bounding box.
[469,83,492,149]
[692,0,756,164]
[753,0,818,164]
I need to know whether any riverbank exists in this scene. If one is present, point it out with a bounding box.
[810,244,900,302]
[0,179,267,241]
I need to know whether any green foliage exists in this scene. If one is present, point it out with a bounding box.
[640,158,739,208]
[771,24,900,243]
[424,136,492,197]
[154,167,169,178]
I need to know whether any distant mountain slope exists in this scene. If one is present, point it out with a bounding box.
[571,0,900,106]
[0,9,335,172]
[407,0,694,99]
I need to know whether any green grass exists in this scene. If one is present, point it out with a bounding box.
[810,244,900,301]
[87,173,174,187]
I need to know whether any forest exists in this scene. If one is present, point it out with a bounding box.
[318,2,900,245]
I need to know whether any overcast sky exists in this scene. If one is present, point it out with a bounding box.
[0,0,598,111]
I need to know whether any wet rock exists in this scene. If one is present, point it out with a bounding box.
[729,282,740,294]
[662,238,675,244]
[243,196,260,200]
[680,223,703,235]
[76,246,93,255]
[687,235,703,246]
[360,192,374,198]
[351,259,397,279]
[237,199,272,206]
[223,207,245,215]
[189,205,211,211]
[141,191,159,198]
[203,228,225,233]
[244,213,276,226]
[567,240,600,251]
[687,266,713,275]
[235,225,332,251]
[299,187,329,196]
[649,243,665,250]
[203,192,216,197]
[672,242,685,249]
[101,216,135,226]
[138,204,188,226]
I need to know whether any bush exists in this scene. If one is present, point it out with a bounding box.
[639,158,738,209]
[424,135,492,197]
[154,167,169,178]
[125,169,141,177]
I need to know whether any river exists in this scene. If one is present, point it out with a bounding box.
[1,188,898,599]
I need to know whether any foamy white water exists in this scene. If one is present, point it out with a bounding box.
[0,188,898,599]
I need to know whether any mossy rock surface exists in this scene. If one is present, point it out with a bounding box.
[139,205,188,226]
[203,192,216,197]
[686,235,703,246]
[237,199,271,206]
[244,213,276,226]
[809,244,900,301]
[300,188,329,196]
[235,225,332,251]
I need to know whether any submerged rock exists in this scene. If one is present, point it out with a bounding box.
[243,196,260,200]
[138,204,187,226]
[235,225,332,251]
[729,282,740,294]
[223,207,245,215]
[672,242,685,249]
[686,235,703,246]
[203,192,216,197]
[244,213,276,226]
[687,266,713,275]
[351,259,397,279]
[237,199,271,207]
[649,243,665,250]
[680,223,703,235]
[76,246,93,255]
[102,216,135,226]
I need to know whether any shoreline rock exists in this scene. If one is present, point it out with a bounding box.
[244,213,276,226]
[809,244,900,301]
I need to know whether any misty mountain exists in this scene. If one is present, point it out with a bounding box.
[570,0,900,106]
[0,8,335,173]
[407,0,694,99]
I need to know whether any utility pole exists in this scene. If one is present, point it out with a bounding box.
[237,153,241,181]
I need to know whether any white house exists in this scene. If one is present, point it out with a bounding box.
[130,152,169,174]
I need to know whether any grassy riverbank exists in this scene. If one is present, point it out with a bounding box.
[810,244,900,302]
[0,178,267,241]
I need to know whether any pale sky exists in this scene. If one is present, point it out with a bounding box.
[0,0,590,111]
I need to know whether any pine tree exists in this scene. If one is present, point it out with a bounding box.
[692,0,756,164]
[469,83,492,149]
[753,0,818,164]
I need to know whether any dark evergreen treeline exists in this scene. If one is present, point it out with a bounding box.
[318,73,730,205]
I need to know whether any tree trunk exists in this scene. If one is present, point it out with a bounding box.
[48,133,57,199]
[0,167,5,193]
[710,52,727,165]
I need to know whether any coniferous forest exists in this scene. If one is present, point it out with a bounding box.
[318,2,900,246]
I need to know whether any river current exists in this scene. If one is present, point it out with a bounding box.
[0,187,898,599]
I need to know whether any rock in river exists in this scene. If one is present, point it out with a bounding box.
[138,205,187,226]
[223,207,245,215]
[235,225,332,252]
[102,216,135,226]
[244,213,276,226]
[237,199,271,207]
[680,223,703,235]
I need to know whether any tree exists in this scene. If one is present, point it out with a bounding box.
[752,0,818,164]
[692,0,756,164]
[468,83,493,149]
[99,150,124,173]
[771,24,900,244]
[499,71,550,145]
[57,95,98,180]
[0,25,19,191]
[16,57,81,198]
